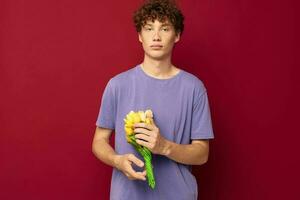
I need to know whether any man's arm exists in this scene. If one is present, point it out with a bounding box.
[92,127,147,181]
[92,127,118,167]
[134,122,210,165]
[162,139,209,165]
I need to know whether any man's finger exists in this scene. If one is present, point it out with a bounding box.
[135,133,152,141]
[128,154,144,168]
[136,139,151,149]
[134,123,152,131]
[134,127,152,136]
[127,167,146,181]
[136,171,146,181]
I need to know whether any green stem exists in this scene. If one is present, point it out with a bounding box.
[144,152,155,189]
[128,135,155,189]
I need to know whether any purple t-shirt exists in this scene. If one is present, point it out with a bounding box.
[96,64,214,200]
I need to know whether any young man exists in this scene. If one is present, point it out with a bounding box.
[92,0,214,199]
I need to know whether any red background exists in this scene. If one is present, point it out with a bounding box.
[1,0,299,199]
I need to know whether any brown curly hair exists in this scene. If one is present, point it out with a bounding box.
[133,0,184,35]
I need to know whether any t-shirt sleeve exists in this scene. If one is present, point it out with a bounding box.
[95,78,116,130]
[191,83,214,140]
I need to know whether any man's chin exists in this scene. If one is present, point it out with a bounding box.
[146,53,169,61]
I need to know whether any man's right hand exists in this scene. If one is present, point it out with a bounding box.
[114,154,146,181]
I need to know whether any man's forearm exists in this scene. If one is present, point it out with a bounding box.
[92,139,119,168]
[162,139,209,165]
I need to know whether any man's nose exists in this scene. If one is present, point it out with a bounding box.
[152,31,161,41]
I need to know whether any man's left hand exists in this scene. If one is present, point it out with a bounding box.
[134,121,167,155]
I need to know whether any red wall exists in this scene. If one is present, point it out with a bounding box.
[1,0,298,199]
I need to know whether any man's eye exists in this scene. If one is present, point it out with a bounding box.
[145,27,152,31]
[162,28,169,31]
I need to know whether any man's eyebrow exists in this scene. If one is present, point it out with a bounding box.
[144,23,171,27]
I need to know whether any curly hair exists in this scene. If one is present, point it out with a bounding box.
[133,0,184,35]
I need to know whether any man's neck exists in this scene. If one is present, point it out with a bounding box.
[141,55,179,79]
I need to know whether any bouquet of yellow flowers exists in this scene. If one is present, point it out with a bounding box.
[123,109,156,189]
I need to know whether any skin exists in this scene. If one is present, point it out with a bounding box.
[139,20,180,63]
[92,19,210,181]
[138,19,181,79]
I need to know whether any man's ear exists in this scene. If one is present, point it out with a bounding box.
[138,33,143,43]
[174,32,181,43]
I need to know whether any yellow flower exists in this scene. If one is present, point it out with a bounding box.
[124,110,153,142]
[123,109,156,189]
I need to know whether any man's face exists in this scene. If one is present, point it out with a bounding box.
[138,19,180,60]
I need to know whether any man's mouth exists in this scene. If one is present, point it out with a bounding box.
[150,45,163,49]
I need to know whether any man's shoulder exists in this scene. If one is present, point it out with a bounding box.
[180,68,206,91]
[109,65,137,85]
